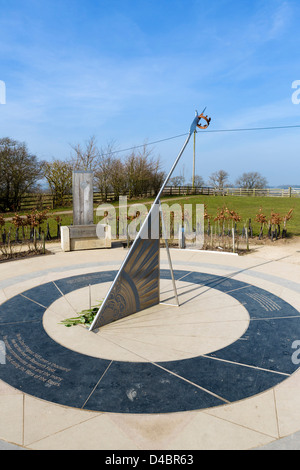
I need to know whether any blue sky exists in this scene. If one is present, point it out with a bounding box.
[1,0,300,186]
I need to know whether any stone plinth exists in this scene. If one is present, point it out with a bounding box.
[61,224,111,252]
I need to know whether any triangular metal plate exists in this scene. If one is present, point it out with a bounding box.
[90,205,160,329]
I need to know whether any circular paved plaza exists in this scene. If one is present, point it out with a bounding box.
[1,240,300,450]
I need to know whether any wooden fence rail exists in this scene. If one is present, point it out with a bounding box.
[6,186,300,212]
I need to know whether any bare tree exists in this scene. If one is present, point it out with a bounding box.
[0,137,42,211]
[124,145,162,198]
[42,159,73,207]
[109,158,127,199]
[169,176,185,187]
[124,151,146,198]
[94,142,120,201]
[191,175,205,187]
[209,170,229,189]
[71,137,165,201]
[149,157,165,195]
[235,172,267,189]
[70,135,100,172]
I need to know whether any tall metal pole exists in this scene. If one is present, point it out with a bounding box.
[192,130,196,191]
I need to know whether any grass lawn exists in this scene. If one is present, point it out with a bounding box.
[1,194,299,239]
[157,194,300,237]
[99,194,299,238]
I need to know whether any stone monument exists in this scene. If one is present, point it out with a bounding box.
[61,171,111,252]
[72,171,94,226]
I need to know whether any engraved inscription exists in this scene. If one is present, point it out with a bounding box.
[3,334,71,387]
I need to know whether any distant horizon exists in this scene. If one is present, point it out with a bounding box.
[36,178,300,193]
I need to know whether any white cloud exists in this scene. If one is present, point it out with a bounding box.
[222,97,300,129]
[268,1,292,39]
[244,0,292,44]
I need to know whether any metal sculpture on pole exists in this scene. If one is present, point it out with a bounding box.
[89,110,211,331]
